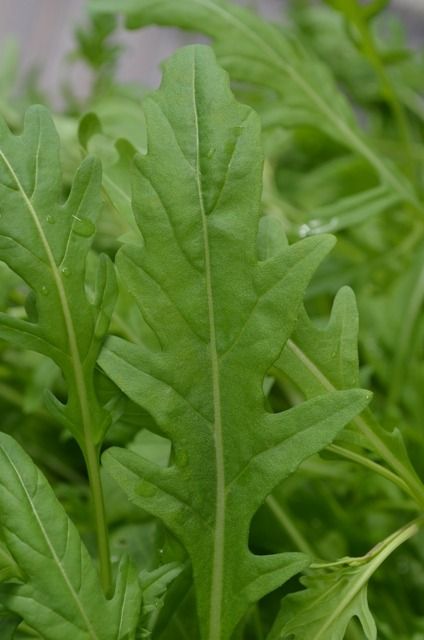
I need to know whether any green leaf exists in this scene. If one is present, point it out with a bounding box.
[0,105,117,449]
[277,287,360,398]
[99,45,371,640]
[298,185,402,236]
[269,518,420,640]
[88,0,420,212]
[0,432,141,640]
[268,562,377,640]
[274,287,424,508]
[138,562,183,636]
[0,606,20,640]
[78,94,146,237]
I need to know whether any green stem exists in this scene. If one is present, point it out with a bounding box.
[252,606,265,640]
[347,2,414,179]
[387,261,424,408]
[327,443,412,497]
[84,442,112,597]
[266,495,315,556]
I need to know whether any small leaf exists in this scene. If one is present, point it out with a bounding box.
[268,561,377,640]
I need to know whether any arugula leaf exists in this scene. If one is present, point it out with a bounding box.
[268,518,420,640]
[137,563,182,636]
[0,105,115,447]
[79,110,141,235]
[269,563,376,640]
[0,105,117,591]
[88,0,420,212]
[0,432,141,640]
[99,45,371,639]
[274,285,424,508]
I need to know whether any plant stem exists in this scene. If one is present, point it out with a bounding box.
[327,443,412,497]
[266,495,315,556]
[84,441,112,597]
[347,2,415,179]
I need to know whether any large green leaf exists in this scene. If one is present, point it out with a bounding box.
[0,432,141,640]
[99,45,370,640]
[88,0,419,212]
[0,105,117,449]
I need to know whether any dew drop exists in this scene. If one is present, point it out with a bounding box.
[73,217,95,238]
[61,266,71,278]
[40,285,49,296]
[308,219,321,229]
[207,147,216,158]
[137,480,158,497]
[46,215,56,225]
[298,224,311,238]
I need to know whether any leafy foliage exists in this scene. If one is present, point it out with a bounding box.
[0,432,141,640]
[98,45,370,639]
[0,1,423,638]
[89,0,420,212]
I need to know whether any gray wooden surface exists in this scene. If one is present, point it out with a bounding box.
[0,0,421,104]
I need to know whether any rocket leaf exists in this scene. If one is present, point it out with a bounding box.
[99,45,371,640]
[0,105,117,450]
[0,432,141,640]
[88,0,420,213]
[0,104,118,593]
[268,518,420,640]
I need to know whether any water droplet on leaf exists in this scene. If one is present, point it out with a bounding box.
[137,481,158,497]
[298,224,311,238]
[61,267,71,278]
[73,218,95,238]
[40,286,49,296]
[46,215,56,225]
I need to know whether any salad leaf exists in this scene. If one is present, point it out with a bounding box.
[0,432,141,640]
[99,45,371,640]
[89,0,420,212]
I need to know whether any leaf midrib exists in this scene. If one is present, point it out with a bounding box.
[190,53,226,640]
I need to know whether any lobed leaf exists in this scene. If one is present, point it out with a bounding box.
[268,561,377,640]
[89,0,420,212]
[0,106,117,449]
[99,45,371,640]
